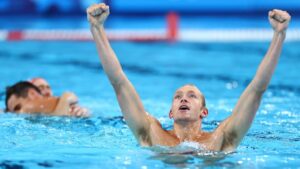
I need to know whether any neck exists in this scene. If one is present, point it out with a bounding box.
[35,97,59,114]
[172,119,203,142]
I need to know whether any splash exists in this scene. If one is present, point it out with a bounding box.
[148,141,231,164]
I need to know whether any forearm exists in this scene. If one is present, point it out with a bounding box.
[91,25,124,85]
[251,31,286,92]
[53,100,69,115]
[52,92,78,116]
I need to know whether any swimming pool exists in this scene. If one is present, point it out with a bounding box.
[0,40,299,168]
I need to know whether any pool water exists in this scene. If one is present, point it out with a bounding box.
[0,41,299,168]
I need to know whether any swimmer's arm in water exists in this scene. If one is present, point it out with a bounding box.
[216,9,291,150]
[52,92,89,117]
[52,92,77,116]
[87,4,153,142]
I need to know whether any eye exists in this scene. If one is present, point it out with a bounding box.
[174,95,181,99]
[14,104,22,112]
[38,85,50,90]
[189,94,197,98]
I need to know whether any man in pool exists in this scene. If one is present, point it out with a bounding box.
[30,77,53,97]
[29,77,89,116]
[87,3,290,151]
[5,81,89,117]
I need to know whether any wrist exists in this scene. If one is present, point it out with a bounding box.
[90,23,104,30]
[273,31,286,39]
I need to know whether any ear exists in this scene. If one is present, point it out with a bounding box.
[169,110,173,119]
[200,107,208,119]
[27,88,41,99]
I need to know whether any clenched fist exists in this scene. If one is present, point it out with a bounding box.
[269,9,291,33]
[87,3,110,27]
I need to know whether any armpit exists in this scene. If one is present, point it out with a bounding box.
[221,130,238,151]
[138,113,164,146]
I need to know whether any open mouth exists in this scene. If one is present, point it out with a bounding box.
[179,105,190,111]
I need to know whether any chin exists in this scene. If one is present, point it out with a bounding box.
[174,117,193,123]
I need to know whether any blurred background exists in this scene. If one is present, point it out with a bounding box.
[1,0,300,16]
[1,0,300,41]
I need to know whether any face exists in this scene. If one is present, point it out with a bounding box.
[31,78,52,97]
[170,85,206,123]
[7,89,44,113]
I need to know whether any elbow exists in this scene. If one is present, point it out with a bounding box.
[252,85,267,94]
[109,69,126,87]
[250,80,268,94]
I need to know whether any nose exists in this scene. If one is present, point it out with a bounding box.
[180,98,188,103]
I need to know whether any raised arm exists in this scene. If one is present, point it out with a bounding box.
[87,4,153,141]
[218,9,291,150]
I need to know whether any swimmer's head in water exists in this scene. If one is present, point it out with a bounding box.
[5,81,43,113]
[30,78,52,97]
[169,84,208,123]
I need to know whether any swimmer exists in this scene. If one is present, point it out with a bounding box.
[5,81,89,117]
[29,77,89,117]
[87,4,290,151]
[29,77,53,97]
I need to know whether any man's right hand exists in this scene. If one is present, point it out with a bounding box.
[87,3,110,28]
[70,105,90,117]
[60,92,90,117]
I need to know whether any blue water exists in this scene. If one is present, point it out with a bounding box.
[0,41,299,168]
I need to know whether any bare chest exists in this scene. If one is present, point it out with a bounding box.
[144,127,225,151]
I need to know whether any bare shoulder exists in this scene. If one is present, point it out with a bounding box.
[141,113,180,146]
